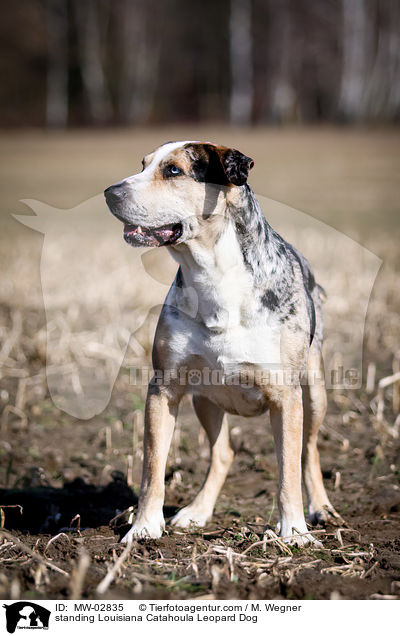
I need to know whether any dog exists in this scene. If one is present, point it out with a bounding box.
[104,141,342,545]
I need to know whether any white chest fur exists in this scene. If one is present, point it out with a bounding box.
[167,223,283,366]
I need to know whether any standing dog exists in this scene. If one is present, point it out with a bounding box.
[105,141,341,545]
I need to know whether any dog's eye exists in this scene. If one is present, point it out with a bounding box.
[165,164,183,177]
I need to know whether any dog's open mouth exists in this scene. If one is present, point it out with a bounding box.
[123,222,183,247]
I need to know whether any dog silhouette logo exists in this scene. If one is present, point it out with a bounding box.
[14,192,381,418]
[3,602,50,633]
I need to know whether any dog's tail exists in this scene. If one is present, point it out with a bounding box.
[317,283,327,303]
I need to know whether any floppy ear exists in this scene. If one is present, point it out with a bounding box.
[187,143,254,186]
[220,148,254,186]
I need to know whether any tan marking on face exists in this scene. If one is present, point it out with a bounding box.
[158,150,191,180]
[152,146,202,181]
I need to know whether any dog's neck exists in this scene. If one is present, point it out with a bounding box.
[228,185,288,284]
[169,186,293,329]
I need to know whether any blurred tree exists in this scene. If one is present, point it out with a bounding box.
[117,0,160,124]
[339,0,400,122]
[363,0,400,119]
[267,0,296,123]
[74,0,111,124]
[0,0,398,127]
[339,0,370,120]
[45,0,68,127]
[230,0,253,125]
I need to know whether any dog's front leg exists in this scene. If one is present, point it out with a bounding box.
[270,386,320,546]
[121,383,181,542]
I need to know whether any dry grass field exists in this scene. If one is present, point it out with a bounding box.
[0,126,399,600]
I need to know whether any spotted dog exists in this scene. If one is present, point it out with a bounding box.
[104,141,342,545]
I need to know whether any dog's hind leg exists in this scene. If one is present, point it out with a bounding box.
[121,383,182,542]
[171,395,234,529]
[302,348,344,526]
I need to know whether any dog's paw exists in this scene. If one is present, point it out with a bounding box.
[282,533,322,548]
[308,505,346,528]
[121,515,165,542]
[170,506,211,529]
[277,520,322,548]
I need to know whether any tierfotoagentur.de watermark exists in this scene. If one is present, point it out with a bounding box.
[129,364,360,390]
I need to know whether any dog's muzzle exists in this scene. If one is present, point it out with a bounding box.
[104,184,183,247]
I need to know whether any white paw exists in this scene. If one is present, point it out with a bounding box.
[121,515,165,542]
[277,519,322,548]
[170,506,211,529]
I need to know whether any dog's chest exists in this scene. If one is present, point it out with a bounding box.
[164,226,284,415]
[169,250,283,370]
[165,306,280,416]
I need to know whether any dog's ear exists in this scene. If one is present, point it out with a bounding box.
[219,148,254,186]
[188,143,254,186]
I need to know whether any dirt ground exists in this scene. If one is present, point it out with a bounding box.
[0,344,400,601]
[0,127,399,600]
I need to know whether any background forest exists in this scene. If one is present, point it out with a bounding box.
[1,0,399,128]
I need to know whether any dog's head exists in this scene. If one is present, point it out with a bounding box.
[104,141,254,248]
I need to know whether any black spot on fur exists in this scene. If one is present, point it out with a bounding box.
[234,218,247,237]
[175,267,183,288]
[261,289,280,311]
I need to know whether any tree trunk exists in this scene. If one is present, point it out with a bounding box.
[230,0,253,125]
[45,0,68,128]
[339,0,370,121]
[117,0,160,124]
[363,0,400,120]
[267,0,296,123]
[387,1,400,119]
[74,0,111,124]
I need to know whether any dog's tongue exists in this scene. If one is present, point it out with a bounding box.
[153,227,175,241]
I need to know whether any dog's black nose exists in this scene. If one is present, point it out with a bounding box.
[104,184,120,196]
[104,184,124,205]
